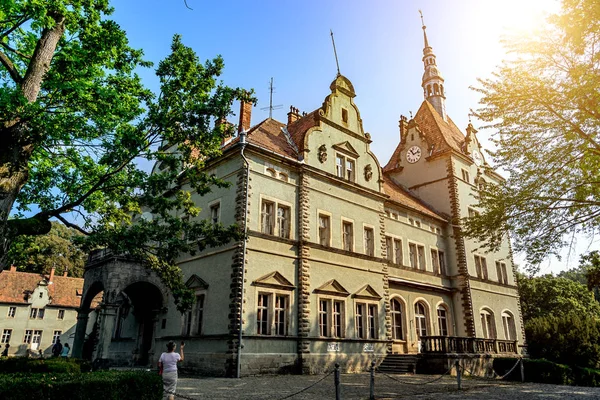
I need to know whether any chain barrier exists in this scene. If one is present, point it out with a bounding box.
[164,389,199,400]
[461,357,522,381]
[376,364,453,385]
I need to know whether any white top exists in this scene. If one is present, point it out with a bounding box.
[160,352,181,373]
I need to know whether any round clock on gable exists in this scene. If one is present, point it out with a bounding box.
[406,145,422,164]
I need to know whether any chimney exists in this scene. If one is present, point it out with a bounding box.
[287,106,300,126]
[238,101,252,134]
[218,118,234,146]
[9,265,16,272]
[49,266,55,284]
[63,268,68,277]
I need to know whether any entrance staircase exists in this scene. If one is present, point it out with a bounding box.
[377,354,420,374]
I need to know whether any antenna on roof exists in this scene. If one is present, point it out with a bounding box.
[330,29,341,76]
[260,77,283,119]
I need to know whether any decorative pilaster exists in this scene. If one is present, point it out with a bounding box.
[297,169,312,373]
[446,158,475,337]
[379,206,392,352]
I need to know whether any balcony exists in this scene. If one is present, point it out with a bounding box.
[421,335,518,354]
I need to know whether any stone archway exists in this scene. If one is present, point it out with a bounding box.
[73,251,168,367]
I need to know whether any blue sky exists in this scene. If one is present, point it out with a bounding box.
[105,0,595,274]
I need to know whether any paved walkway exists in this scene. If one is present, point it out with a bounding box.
[174,373,600,400]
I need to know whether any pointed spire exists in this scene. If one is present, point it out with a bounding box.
[419,11,447,121]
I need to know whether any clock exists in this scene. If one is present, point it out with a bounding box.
[472,150,483,166]
[406,145,422,164]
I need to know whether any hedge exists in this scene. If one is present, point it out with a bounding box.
[0,357,90,374]
[0,371,163,400]
[493,357,600,387]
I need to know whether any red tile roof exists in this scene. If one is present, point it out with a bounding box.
[222,118,299,159]
[382,175,447,221]
[0,270,84,308]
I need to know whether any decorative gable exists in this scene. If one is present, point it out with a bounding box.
[332,141,360,159]
[352,284,382,300]
[313,279,350,297]
[252,271,295,291]
[185,275,209,290]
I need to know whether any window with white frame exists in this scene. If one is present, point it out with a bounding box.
[394,239,403,265]
[319,214,331,247]
[480,309,496,339]
[277,205,291,238]
[183,293,206,336]
[409,243,417,268]
[335,154,355,181]
[342,221,353,252]
[417,245,426,270]
[431,249,446,275]
[319,298,345,338]
[31,330,42,350]
[52,330,62,345]
[502,311,516,340]
[391,299,404,340]
[385,237,393,261]
[23,330,32,344]
[496,261,508,284]
[437,306,449,336]
[29,308,44,320]
[7,306,16,318]
[474,255,488,280]
[363,227,374,257]
[261,201,275,235]
[355,303,377,339]
[57,309,65,320]
[257,292,289,336]
[1,329,11,344]
[415,302,428,338]
[261,200,291,239]
[210,202,220,225]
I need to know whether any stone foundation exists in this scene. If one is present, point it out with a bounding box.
[417,353,522,377]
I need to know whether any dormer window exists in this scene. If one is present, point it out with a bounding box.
[335,154,355,182]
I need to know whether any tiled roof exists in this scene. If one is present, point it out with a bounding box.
[0,270,84,308]
[222,118,298,159]
[383,100,466,172]
[287,110,320,153]
[382,175,447,221]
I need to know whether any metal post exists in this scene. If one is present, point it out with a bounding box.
[370,360,375,400]
[335,363,341,400]
[520,358,525,382]
[455,360,461,390]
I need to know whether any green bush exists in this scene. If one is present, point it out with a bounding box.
[0,357,82,374]
[572,367,600,387]
[0,371,162,400]
[494,357,600,387]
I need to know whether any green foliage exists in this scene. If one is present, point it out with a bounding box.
[464,0,600,267]
[0,357,84,374]
[526,313,600,368]
[558,251,600,301]
[0,370,162,400]
[517,272,600,321]
[494,357,600,387]
[6,221,87,277]
[0,1,252,310]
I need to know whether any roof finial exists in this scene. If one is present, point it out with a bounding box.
[330,29,341,76]
[418,10,430,49]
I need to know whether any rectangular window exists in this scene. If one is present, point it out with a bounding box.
[277,205,291,238]
[496,261,509,284]
[57,309,65,320]
[356,303,378,339]
[461,169,470,183]
[23,330,32,344]
[431,249,440,274]
[210,202,220,225]
[475,255,488,279]
[417,245,426,271]
[355,303,365,339]
[319,214,331,247]
[274,295,287,336]
[195,294,205,335]
[394,239,403,265]
[385,237,393,261]
[438,251,446,275]
[1,329,11,344]
[342,221,353,252]
[502,263,508,284]
[341,108,348,123]
[29,308,44,320]
[346,159,355,181]
[368,304,378,339]
[364,227,374,257]
[468,208,479,218]
[32,330,42,348]
[52,330,62,345]
[437,308,448,336]
[320,299,344,338]
[261,201,275,235]
[319,299,329,337]
[336,155,344,178]
[335,154,356,182]
[409,243,417,268]
[333,301,343,338]
[257,293,270,335]
[7,306,16,318]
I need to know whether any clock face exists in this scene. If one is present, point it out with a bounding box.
[472,150,483,166]
[406,145,422,164]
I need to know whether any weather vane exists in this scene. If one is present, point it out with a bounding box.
[330,30,341,76]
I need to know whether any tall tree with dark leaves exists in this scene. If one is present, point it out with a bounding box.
[464,0,600,270]
[0,1,252,311]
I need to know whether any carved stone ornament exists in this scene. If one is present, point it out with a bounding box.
[364,164,373,181]
[318,144,328,163]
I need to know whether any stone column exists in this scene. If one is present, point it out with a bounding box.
[71,310,90,358]
[94,303,119,362]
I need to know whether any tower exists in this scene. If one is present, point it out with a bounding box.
[420,12,447,121]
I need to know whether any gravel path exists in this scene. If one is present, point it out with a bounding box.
[174,373,600,400]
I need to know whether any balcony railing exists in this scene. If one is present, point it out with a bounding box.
[421,336,518,354]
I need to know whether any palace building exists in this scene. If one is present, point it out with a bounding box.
[73,22,524,376]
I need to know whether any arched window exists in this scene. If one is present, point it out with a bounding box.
[279,172,288,182]
[391,299,404,340]
[266,168,277,178]
[427,85,433,96]
[501,311,516,340]
[433,83,439,95]
[440,84,444,96]
[437,305,449,336]
[480,308,496,339]
[415,302,428,338]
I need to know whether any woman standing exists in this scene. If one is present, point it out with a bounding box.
[158,341,184,400]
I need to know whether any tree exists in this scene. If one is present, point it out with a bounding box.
[517,272,600,321]
[0,1,251,310]
[7,221,87,277]
[558,251,600,300]
[464,0,600,267]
